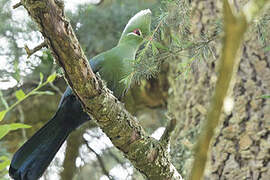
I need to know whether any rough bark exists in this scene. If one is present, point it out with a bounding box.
[18,0,181,179]
[168,0,270,179]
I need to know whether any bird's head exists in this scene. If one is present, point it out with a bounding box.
[118,9,151,46]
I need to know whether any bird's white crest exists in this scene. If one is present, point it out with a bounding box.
[118,9,151,44]
[123,9,151,33]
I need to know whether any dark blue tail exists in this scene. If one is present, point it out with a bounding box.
[9,94,89,180]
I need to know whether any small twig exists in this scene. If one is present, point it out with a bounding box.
[160,115,177,148]
[54,0,64,9]
[17,105,27,141]
[13,2,22,9]
[83,139,113,180]
[137,15,165,62]
[49,82,63,96]
[0,90,9,109]
[158,34,219,64]
[25,41,47,58]
[94,0,104,6]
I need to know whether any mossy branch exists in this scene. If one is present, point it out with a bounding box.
[24,41,47,58]
[13,2,22,9]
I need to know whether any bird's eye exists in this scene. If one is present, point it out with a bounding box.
[133,28,141,36]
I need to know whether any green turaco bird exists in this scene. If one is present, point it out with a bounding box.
[9,9,151,180]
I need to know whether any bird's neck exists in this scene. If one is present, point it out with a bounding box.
[116,42,140,58]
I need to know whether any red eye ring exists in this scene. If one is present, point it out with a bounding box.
[133,28,141,36]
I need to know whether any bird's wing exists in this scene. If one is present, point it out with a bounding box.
[58,54,105,107]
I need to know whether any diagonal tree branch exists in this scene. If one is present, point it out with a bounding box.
[18,0,182,179]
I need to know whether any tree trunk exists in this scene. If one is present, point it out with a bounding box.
[168,0,270,179]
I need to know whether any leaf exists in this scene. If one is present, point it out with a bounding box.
[151,42,159,55]
[0,123,31,140]
[0,110,7,121]
[119,73,133,90]
[182,41,193,49]
[153,41,169,51]
[15,89,26,101]
[171,33,182,47]
[160,29,165,41]
[46,73,56,83]
[0,156,10,171]
[257,94,270,99]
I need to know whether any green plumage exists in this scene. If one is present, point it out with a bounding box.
[91,9,152,98]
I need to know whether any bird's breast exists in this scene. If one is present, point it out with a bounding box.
[98,58,132,99]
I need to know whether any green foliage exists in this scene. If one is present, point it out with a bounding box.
[159,0,216,78]
[0,156,10,173]
[257,94,270,99]
[0,110,7,122]
[0,72,56,174]
[0,123,31,140]
[0,72,56,121]
[46,73,57,83]
[126,0,220,84]
[0,141,10,179]
[15,89,26,101]
[251,7,270,46]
